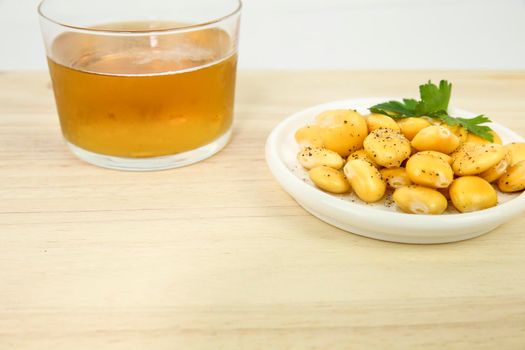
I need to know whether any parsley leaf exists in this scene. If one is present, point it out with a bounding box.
[369,98,418,118]
[436,114,494,142]
[415,80,452,115]
[368,80,494,141]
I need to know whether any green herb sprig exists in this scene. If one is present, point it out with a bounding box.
[369,80,494,142]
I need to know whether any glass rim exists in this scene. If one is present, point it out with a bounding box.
[37,0,242,35]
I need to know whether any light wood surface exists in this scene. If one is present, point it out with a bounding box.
[1,71,525,350]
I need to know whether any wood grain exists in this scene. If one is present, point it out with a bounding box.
[1,71,525,350]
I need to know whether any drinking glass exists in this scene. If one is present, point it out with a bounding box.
[39,0,241,170]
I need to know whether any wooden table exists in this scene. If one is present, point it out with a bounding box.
[1,71,525,349]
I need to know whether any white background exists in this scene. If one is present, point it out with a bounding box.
[1,0,524,70]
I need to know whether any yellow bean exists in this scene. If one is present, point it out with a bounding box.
[411,125,460,154]
[449,176,498,213]
[366,113,400,132]
[393,185,448,215]
[298,147,344,170]
[294,125,323,149]
[480,151,511,183]
[405,153,454,188]
[316,109,368,157]
[442,124,468,144]
[504,142,525,166]
[396,117,432,141]
[347,149,381,169]
[309,166,350,194]
[451,143,506,176]
[416,150,453,165]
[498,160,525,193]
[380,167,412,189]
[466,131,502,145]
[363,128,411,168]
[421,116,442,125]
[344,159,386,203]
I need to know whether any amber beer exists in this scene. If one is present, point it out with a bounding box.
[47,22,237,158]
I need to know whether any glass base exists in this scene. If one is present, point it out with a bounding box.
[66,129,232,171]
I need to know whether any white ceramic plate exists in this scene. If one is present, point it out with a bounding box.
[265,98,525,244]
